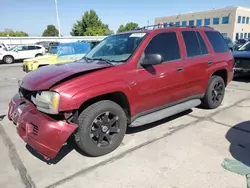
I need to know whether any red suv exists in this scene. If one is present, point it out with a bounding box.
[8,25,234,160]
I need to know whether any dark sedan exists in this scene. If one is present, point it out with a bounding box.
[233,41,250,76]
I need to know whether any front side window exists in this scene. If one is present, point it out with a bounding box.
[222,16,229,24]
[205,31,229,53]
[85,33,147,62]
[213,17,220,25]
[204,18,210,25]
[196,19,202,26]
[144,32,180,62]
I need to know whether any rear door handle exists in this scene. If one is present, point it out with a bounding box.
[177,67,184,72]
[208,61,213,65]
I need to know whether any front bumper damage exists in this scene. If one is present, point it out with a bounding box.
[8,93,78,159]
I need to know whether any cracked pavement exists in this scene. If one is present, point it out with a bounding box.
[0,64,250,188]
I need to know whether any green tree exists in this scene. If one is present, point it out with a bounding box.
[42,25,59,36]
[117,22,139,33]
[70,9,113,36]
[0,29,28,37]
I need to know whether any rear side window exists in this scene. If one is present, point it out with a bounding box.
[36,46,42,49]
[182,31,201,57]
[144,32,180,62]
[28,46,37,50]
[196,32,208,54]
[205,31,229,53]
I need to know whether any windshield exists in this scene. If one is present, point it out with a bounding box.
[8,45,17,51]
[57,42,91,57]
[237,41,250,51]
[84,32,147,62]
[48,46,58,54]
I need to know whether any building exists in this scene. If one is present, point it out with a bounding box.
[155,6,250,40]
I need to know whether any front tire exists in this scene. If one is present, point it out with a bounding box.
[35,54,42,57]
[3,55,14,64]
[201,75,225,109]
[75,100,127,157]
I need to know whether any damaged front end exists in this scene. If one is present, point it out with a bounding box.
[8,93,78,160]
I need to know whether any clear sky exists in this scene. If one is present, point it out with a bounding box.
[0,0,249,36]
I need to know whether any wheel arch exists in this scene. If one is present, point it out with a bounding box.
[3,54,14,61]
[77,91,131,123]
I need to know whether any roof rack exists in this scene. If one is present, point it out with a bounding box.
[134,23,214,31]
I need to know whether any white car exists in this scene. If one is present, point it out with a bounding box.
[0,44,46,64]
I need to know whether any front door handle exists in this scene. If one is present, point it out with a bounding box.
[208,61,213,65]
[177,67,184,72]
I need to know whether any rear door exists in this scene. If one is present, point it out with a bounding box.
[181,30,211,97]
[135,31,187,114]
[27,45,39,58]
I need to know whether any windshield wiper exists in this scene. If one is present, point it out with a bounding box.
[90,58,115,65]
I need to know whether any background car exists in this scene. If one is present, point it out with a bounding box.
[233,40,250,77]
[23,41,91,72]
[233,39,247,50]
[36,41,60,52]
[223,36,234,51]
[0,44,45,64]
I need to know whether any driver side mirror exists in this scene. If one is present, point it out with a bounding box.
[140,54,162,66]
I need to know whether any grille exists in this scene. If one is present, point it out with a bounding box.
[33,125,39,136]
[19,87,37,101]
[234,58,250,68]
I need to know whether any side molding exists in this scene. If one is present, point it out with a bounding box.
[129,99,201,127]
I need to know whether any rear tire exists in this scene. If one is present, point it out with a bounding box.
[3,55,14,64]
[201,75,225,109]
[75,100,127,157]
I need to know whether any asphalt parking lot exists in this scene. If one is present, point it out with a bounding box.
[1,63,250,188]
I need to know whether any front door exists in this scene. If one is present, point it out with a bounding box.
[134,31,187,114]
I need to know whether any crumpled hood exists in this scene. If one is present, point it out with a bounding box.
[24,54,56,63]
[21,62,112,91]
[233,51,250,59]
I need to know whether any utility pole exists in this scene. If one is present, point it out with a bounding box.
[55,0,61,37]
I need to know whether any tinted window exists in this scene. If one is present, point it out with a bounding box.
[182,31,201,57]
[182,21,187,26]
[36,46,42,49]
[28,46,37,50]
[205,31,229,53]
[222,16,229,24]
[196,19,202,26]
[242,16,246,24]
[196,32,208,54]
[204,18,210,25]
[238,16,241,23]
[144,32,180,62]
[189,20,194,26]
[213,17,220,25]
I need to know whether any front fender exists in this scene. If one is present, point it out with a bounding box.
[61,80,133,111]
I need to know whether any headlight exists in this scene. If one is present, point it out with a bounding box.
[31,91,60,114]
